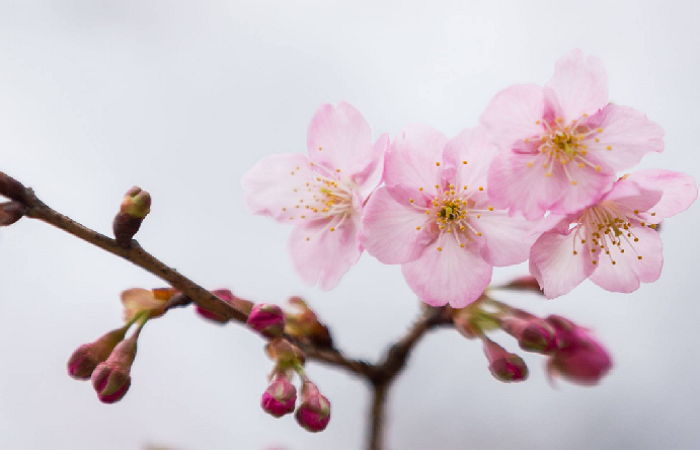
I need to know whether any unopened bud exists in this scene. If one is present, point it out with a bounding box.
[266,338,305,368]
[501,316,557,354]
[91,335,138,403]
[261,374,297,417]
[196,289,253,323]
[67,327,127,380]
[285,297,333,348]
[0,201,26,226]
[247,303,285,337]
[545,315,612,385]
[295,381,331,432]
[501,275,543,294]
[483,339,528,382]
[113,186,151,246]
[0,172,27,203]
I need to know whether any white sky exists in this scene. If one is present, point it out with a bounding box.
[1,1,699,449]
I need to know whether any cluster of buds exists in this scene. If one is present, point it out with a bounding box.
[67,315,148,403]
[252,309,331,432]
[452,286,612,385]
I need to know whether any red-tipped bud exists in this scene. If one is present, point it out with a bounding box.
[91,335,138,403]
[501,316,557,354]
[247,303,285,337]
[196,289,253,323]
[483,339,528,383]
[295,381,331,432]
[545,315,612,385]
[113,186,151,246]
[261,374,297,417]
[0,201,25,226]
[67,327,127,380]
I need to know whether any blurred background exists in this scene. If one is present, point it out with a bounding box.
[1,1,698,449]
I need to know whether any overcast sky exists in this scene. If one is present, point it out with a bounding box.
[1,1,699,449]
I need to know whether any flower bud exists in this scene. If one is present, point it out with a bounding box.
[67,327,127,380]
[266,338,305,368]
[0,201,26,226]
[121,288,170,322]
[545,315,612,385]
[295,381,331,432]
[261,374,297,417]
[196,289,253,323]
[285,297,333,348]
[501,316,557,354]
[113,186,151,246]
[247,303,285,337]
[91,335,138,403]
[483,339,528,382]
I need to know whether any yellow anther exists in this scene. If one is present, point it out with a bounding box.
[462,160,468,165]
[596,128,603,133]
[409,199,415,204]
[637,255,643,260]
[416,226,422,230]
[526,161,534,168]
[436,247,443,252]
[570,180,577,185]
[460,243,465,248]
[435,162,441,167]
[330,227,336,232]
[594,165,602,172]
[478,186,484,191]
[606,145,612,150]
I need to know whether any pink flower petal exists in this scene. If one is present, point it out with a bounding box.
[480,84,547,149]
[288,217,362,290]
[529,224,595,299]
[625,169,697,219]
[443,126,500,190]
[353,134,390,199]
[586,104,664,171]
[472,211,541,266]
[360,188,435,264]
[384,124,448,202]
[487,150,568,219]
[401,235,492,308]
[589,225,663,292]
[242,153,315,222]
[307,102,375,177]
[549,158,614,215]
[600,176,663,217]
[546,49,608,121]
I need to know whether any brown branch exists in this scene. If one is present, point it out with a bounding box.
[4,174,454,450]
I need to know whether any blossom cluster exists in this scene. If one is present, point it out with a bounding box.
[244,50,696,306]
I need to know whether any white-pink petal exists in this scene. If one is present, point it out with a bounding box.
[443,126,500,190]
[401,235,492,308]
[589,225,663,293]
[625,169,697,219]
[307,102,375,177]
[288,217,362,290]
[529,225,595,299]
[549,158,614,215]
[546,49,608,122]
[360,188,435,264]
[587,104,664,171]
[480,84,547,149]
[473,211,541,267]
[384,124,448,202]
[242,153,315,222]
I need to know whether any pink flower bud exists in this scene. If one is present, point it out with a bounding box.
[67,327,127,380]
[295,381,331,432]
[483,339,528,382]
[501,316,557,354]
[196,289,253,323]
[261,375,297,417]
[91,335,138,403]
[545,315,612,385]
[247,303,285,337]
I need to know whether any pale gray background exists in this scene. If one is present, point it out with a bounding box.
[1,1,698,449]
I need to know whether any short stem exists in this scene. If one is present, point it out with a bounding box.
[368,381,388,450]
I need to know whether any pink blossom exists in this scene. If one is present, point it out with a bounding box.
[481,49,664,219]
[361,126,540,307]
[530,170,697,298]
[242,103,388,289]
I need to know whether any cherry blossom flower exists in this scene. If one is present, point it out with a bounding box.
[481,49,664,219]
[361,126,540,307]
[530,170,697,298]
[242,103,388,289]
